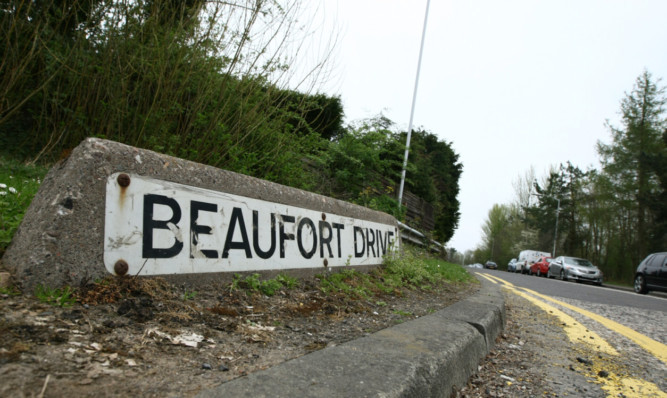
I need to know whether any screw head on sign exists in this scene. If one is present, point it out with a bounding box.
[323,259,329,267]
[117,173,131,187]
[114,260,129,276]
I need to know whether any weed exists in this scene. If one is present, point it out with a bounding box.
[230,273,299,297]
[230,274,242,293]
[0,286,20,296]
[393,309,412,317]
[275,273,298,289]
[182,290,197,301]
[258,278,282,296]
[34,284,76,307]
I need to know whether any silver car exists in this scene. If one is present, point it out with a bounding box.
[548,256,603,285]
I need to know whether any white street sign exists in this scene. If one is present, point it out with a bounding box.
[104,173,398,276]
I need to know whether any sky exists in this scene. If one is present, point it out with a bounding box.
[304,0,667,253]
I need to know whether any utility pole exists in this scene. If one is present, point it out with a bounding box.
[397,0,431,207]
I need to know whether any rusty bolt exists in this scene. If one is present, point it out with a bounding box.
[323,259,328,267]
[321,213,326,221]
[117,173,131,187]
[114,260,129,276]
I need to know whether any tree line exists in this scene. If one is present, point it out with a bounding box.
[0,0,462,244]
[468,71,666,283]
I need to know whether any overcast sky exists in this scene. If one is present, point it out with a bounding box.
[307,0,667,253]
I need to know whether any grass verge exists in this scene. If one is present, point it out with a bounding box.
[0,158,48,256]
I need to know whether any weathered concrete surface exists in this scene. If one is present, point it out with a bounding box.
[1,138,397,293]
[197,276,505,398]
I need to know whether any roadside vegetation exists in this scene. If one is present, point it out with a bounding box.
[0,159,47,256]
[6,245,475,309]
[466,71,666,285]
[0,0,461,246]
[0,148,472,306]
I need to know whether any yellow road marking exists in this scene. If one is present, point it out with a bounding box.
[479,273,667,397]
[479,274,618,355]
[483,274,667,366]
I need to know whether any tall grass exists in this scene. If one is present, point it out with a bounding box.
[0,159,48,255]
[0,1,339,190]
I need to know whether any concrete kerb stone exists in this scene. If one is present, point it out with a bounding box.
[196,276,505,398]
[436,275,505,352]
[1,138,398,293]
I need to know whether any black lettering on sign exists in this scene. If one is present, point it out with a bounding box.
[383,231,395,255]
[279,214,295,258]
[143,194,183,258]
[190,200,218,258]
[366,228,376,257]
[253,211,276,259]
[319,221,333,258]
[354,226,365,258]
[297,217,317,259]
[376,229,386,256]
[222,207,252,258]
[332,223,344,258]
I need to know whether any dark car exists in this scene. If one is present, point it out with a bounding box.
[530,256,552,277]
[484,261,498,269]
[634,252,667,294]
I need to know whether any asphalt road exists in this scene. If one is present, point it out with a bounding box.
[479,268,667,312]
[468,269,667,397]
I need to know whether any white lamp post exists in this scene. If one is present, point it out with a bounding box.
[397,0,431,207]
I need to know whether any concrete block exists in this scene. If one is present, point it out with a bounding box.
[1,138,398,293]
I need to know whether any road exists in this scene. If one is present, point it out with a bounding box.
[457,269,667,397]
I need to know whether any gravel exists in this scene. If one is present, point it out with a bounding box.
[454,288,667,397]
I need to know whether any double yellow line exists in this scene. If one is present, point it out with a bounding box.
[479,273,667,397]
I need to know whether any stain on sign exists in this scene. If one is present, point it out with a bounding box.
[104,173,398,276]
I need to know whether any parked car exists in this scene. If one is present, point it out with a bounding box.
[467,263,483,269]
[634,252,667,294]
[517,250,551,274]
[507,258,517,272]
[484,261,498,269]
[548,256,603,285]
[530,256,552,277]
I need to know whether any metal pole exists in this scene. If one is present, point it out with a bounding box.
[397,0,431,207]
[553,198,560,257]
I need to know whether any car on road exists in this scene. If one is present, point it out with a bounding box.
[507,258,517,272]
[484,261,498,269]
[516,250,550,274]
[530,256,552,277]
[468,263,483,269]
[634,252,667,294]
[548,256,603,285]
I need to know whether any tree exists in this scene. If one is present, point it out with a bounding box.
[597,71,666,265]
[644,128,667,250]
[528,163,588,258]
[0,0,340,182]
[480,204,522,267]
[403,129,462,243]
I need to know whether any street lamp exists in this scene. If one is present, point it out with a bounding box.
[397,0,431,207]
[532,194,560,257]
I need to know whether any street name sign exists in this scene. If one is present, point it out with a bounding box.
[105,173,398,276]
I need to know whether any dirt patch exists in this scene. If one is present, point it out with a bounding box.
[0,273,478,397]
